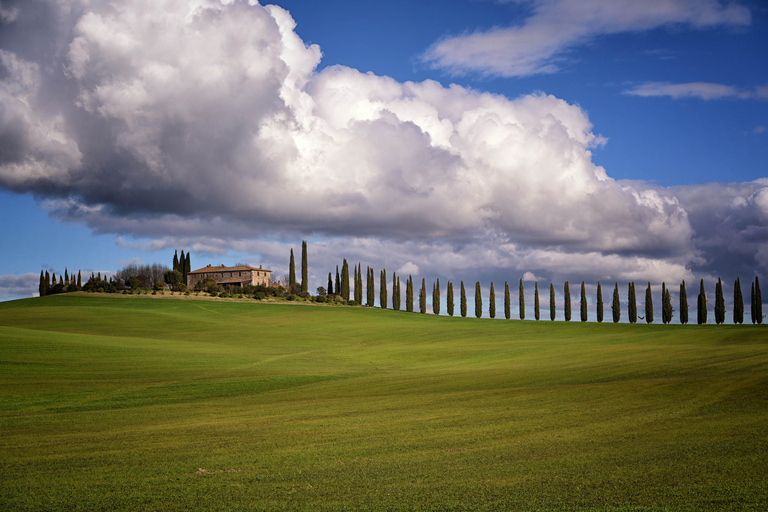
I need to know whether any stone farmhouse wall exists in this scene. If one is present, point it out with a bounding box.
[187,264,272,289]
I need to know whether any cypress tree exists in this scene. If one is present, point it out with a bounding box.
[179,250,185,280]
[612,283,620,323]
[661,283,668,324]
[504,281,511,320]
[39,270,46,297]
[64,268,69,285]
[447,282,454,316]
[680,281,688,325]
[289,249,296,289]
[645,283,653,324]
[460,281,467,318]
[756,276,763,325]
[368,267,375,306]
[380,269,387,309]
[419,278,426,314]
[751,281,756,324]
[489,282,496,319]
[341,260,350,301]
[519,279,525,320]
[433,279,440,315]
[733,277,743,324]
[627,282,636,324]
[698,279,707,325]
[596,282,603,323]
[715,278,725,324]
[564,281,571,321]
[328,272,334,295]
[185,253,191,283]
[173,250,179,272]
[45,271,50,292]
[301,241,308,295]
[52,273,57,286]
[550,283,556,321]
[475,282,482,318]
[393,272,399,311]
[534,282,540,321]
[580,281,587,322]
[355,264,363,304]
[77,271,81,290]
[336,266,340,297]
[406,276,414,313]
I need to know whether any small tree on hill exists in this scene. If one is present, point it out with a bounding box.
[715,278,725,325]
[612,283,620,323]
[447,282,454,316]
[475,282,482,318]
[564,281,571,321]
[519,279,525,320]
[419,278,427,314]
[697,279,707,325]
[733,277,743,324]
[380,269,387,309]
[328,272,334,295]
[460,281,467,318]
[341,260,350,301]
[628,282,637,324]
[393,272,400,311]
[406,276,414,313]
[289,249,296,290]
[596,282,603,323]
[580,281,587,322]
[534,282,540,321]
[550,283,556,321]
[489,282,496,319]
[504,281,511,320]
[680,281,688,325]
[645,283,653,324]
[433,279,440,315]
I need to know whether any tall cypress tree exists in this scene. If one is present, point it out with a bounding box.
[341,259,350,301]
[550,283,556,321]
[179,250,185,280]
[534,282,540,321]
[715,278,725,324]
[519,279,525,321]
[433,279,441,315]
[419,278,427,314]
[460,281,467,318]
[367,267,375,307]
[645,283,653,324]
[352,265,358,302]
[489,282,496,319]
[393,272,399,311]
[733,277,743,324]
[336,266,340,297]
[628,282,636,324]
[505,282,511,320]
[751,281,756,324]
[356,264,364,304]
[39,270,46,297]
[596,282,603,323]
[756,276,763,325]
[698,279,707,325]
[661,283,668,324]
[612,283,620,323]
[328,272,334,295]
[564,281,571,321]
[289,249,296,289]
[301,241,308,295]
[580,281,587,322]
[680,281,688,324]
[475,282,482,318]
[406,276,414,313]
[185,253,191,284]
[447,282,454,317]
[380,269,387,309]
[173,250,179,272]
[64,268,69,285]
[77,271,81,290]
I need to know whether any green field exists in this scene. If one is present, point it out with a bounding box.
[1,294,767,511]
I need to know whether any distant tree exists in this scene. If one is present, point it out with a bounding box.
[460,281,467,318]
[751,281,756,324]
[419,278,427,314]
[534,282,540,321]
[77,271,82,290]
[328,272,334,295]
[475,282,482,318]
[715,278,725,325]
[289,249,296,289]
[184,252,191,284]
[580,281,587,322]
[596,282,603,323]
[504,281,511,320]
[127,277,141,290]
[645,283,653,324]
[406,276,414,313]
[164,270,183,286]
[447,282,454,317]
[564,281,571,322]
[393,272,400,311]
[757,276,763,325]
[341,260,350,301]
[550,284,556,321]
[300,242,308,294]
[519,279,525,320]
[612,283,620,323]
[697,279,707,325]
[367,267,375,306]
[433,279,440,315]
[39,270,46,297]
[380,269,387,309]
[336,266,341,298]
[179,250,185,280]
[357,264,364,304]
[64,268,69,285]
[628,282,637,324]
[663,283,673,324]
[45,271,50,293]
[489,282,496,319]
[733,277,743,324]
[661,283,668,324]
[680,281,688,325]
[173,250,179,273]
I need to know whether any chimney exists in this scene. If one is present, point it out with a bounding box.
[260,265,263,269]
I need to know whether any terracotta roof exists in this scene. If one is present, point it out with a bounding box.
[189,264,271,274]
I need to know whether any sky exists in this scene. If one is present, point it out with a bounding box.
[0,0,767,320]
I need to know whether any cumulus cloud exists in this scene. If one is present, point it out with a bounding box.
[422,0,750,77]
[0,273,39,300]
[0,0,763,292]
[624,81,768,100]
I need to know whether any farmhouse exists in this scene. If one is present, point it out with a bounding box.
[187,264,272,289]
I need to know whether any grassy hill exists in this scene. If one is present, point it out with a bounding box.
[1,294,767,511]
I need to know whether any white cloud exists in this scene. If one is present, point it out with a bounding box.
[0,0,763,291]
[522,271,543,281]
[624,82,768,100]
[0,273,39,301]
[421,0,750,77]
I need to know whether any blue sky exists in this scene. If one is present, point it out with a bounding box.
[0,0,767,316]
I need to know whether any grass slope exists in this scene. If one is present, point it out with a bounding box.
[1,294,767,511]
